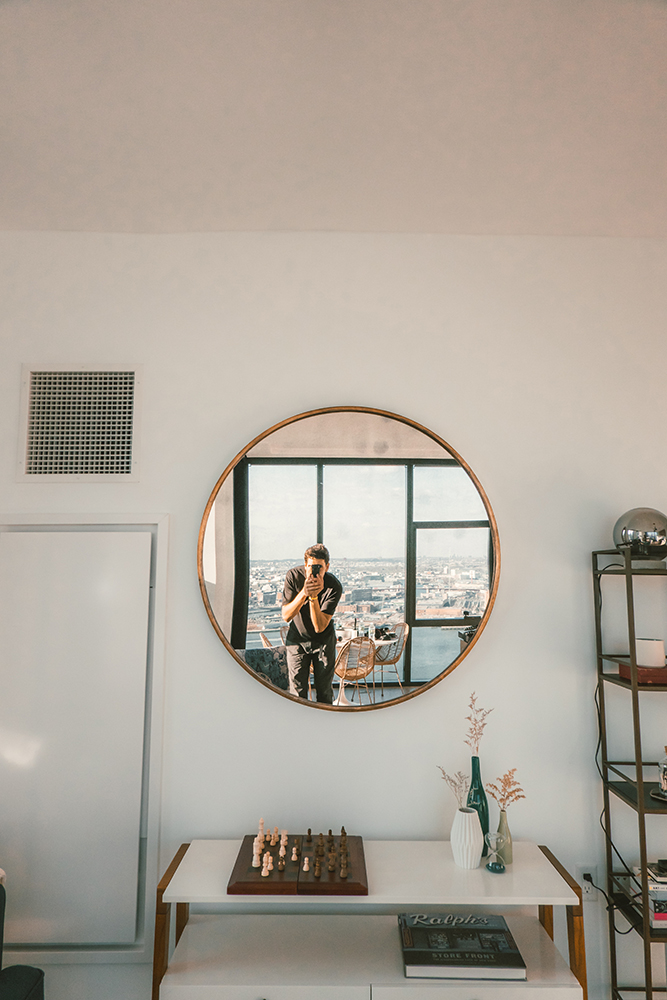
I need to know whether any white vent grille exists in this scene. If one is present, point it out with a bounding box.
[24,371,136,476]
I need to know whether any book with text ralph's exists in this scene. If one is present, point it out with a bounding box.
[398,913,527,980]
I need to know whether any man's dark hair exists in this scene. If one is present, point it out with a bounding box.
[304,543,330,565]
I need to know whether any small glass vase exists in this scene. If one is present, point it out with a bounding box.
[659,746,667,796]
[497,809,513,865]
[466,755,489,856]
[450,807,484,869]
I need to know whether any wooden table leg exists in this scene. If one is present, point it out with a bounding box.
[539,845,588,1000]
[175,902,190,945]
[539,903,554,939]
[152,844,191,1000]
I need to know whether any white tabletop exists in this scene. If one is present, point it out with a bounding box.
[163,840,578,910]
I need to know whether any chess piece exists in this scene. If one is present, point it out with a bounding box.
[267,854,274,870]
[272,826,279,846]
[279,844,286,858]
[306,828,312,843]
[314,858,322,878]
[328,851,336,872]
[340,865,348,879]
[302,857,310,872]
[278,855,285,871]
[291,846,299,862]
[281,829,288,845]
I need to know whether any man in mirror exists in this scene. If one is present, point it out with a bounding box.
[281,544,342,704]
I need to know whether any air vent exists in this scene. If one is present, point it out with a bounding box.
[18,367,141,480]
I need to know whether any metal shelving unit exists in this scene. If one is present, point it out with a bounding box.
[593,548,667,1000]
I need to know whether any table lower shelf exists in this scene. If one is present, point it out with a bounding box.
[160,912,582,1000]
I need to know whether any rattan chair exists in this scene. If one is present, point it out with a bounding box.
[373,622,409,697]
[334,637,375,705]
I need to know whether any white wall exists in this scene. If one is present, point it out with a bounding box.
[2,230,667,996]
[1,0,666,236]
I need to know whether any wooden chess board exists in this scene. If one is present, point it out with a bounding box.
[227,833,368,895]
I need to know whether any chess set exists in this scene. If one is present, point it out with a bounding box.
[227,818,368,895]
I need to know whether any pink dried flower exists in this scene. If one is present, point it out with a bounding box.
[437,767,469,809]
[464,692,493,755]
[486,768,526,811]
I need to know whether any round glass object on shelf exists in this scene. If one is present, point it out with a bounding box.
[613,507,667,560]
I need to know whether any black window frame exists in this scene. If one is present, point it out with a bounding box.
[231,456,494,685]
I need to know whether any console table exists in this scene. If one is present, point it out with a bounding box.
[152,840,587,1000]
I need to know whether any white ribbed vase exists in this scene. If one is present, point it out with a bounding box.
[450,807,484,869]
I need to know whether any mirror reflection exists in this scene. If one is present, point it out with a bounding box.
[198,409,499,710]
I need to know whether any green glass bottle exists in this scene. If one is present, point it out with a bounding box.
[466,755,489,856]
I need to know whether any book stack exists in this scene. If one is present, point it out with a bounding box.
[398,912,527,980]
[632,867,667,929]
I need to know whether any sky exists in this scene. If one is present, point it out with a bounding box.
[247,463,488,562]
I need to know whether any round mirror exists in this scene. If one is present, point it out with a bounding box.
[198,407,500,711]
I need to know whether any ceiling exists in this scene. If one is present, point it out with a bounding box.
[1,0,666,235]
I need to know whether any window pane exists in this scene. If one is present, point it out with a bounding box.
[248,465,317,561]
[416,527,490,619]
[410,628,462,682]
[247,465,317,647]
[413,466,486,521]
[324,465,406,631]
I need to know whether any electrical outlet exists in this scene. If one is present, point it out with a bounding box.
[575,864,599,901]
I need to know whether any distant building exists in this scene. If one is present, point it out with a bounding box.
[349,588,373,602]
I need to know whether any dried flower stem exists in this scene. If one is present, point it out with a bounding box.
[464,692,493,756]
[437,767,470,809]
[486,768,526,811]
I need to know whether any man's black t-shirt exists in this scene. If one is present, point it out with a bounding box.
[283,566,342,644]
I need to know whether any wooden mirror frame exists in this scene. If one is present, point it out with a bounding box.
[197,406,500,711]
